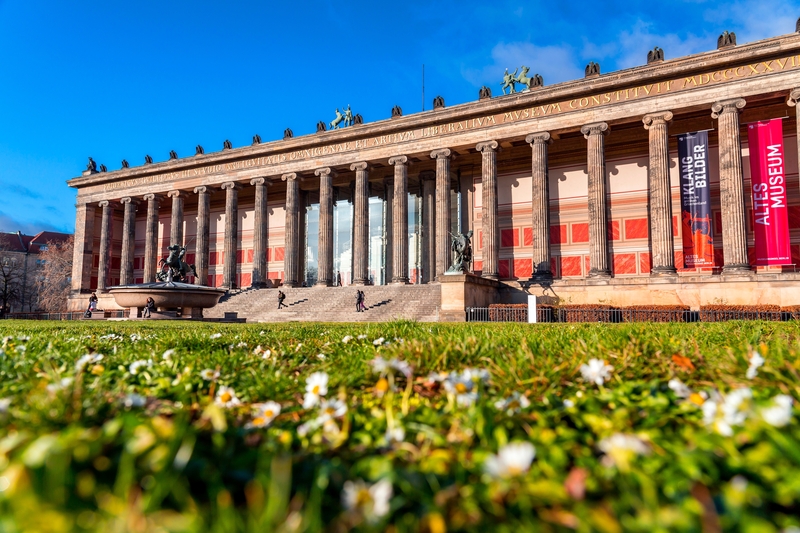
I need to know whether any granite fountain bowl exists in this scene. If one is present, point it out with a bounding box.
[109,281,226,310]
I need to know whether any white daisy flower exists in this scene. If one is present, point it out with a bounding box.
[580,359,613,386]
[129,334,141,343]
[563,399,575,408]
[373,337,385,346]
[444,372,478,406]
[317,353,326,360]
[370,356,389,373]
[75,353,103,372]
[702,388,753,436]
[319,398,348,419]
[342,478,393,523]
[209,333,222,339]
[385,426,405,443]
[357,334,368,340]
[200,368,220,381]
[0,398,10,414]
[303,372,329,409]
[746,350,765,380]
[761,394,793,427]
[236,342,248,348]
[484,442,536,478]
[162,349,176,361]
[215,386,241,408]
[598,433,650,469]
[247,401,281,428]
[668,378,692,399]
[128,359,152,375]
[494,392,531,414]
[122,393,146,408]
[342,335,353,344]
[47,377,74,393]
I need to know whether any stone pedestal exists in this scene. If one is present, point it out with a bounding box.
[439,273,501,321]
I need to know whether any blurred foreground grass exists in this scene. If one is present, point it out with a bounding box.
[0,320,798,532]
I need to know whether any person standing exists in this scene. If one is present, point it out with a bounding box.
[336,271,342,287]
[278,290,287,310]
[360,290,367,312]
[355,289,362,312]
[85,292,98,317]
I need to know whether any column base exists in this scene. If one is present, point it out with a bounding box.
[722,264,752,274]
[283,281,300,288]
[351,278,368,286]
[481,273,500,281]
[650,266,677,277]
[588,268,611,278]
[250,282,270,289]
[391,277,409,284]
[315,280,332,287]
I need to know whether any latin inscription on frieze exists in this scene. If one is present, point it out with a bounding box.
[103,54,800,192]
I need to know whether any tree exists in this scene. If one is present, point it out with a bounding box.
[35,236,73,313]
[0,249,24,318]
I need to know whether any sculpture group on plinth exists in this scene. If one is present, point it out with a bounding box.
[157,244,197,283]
[447,230,473,274]
[500,66,543,94]
[329,104,355,130]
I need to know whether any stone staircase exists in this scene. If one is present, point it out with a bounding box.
[205,284,442,322]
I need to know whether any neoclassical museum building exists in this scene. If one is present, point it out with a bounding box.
[68,26,800,318]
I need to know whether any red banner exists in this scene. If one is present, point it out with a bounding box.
[747,118,791,265]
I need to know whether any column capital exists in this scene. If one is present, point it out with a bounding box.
[120,197,139,205]
[581,122,609,138]
[142,193,163,202]
[221,181,242,191]
[476,140,499,153]
[642,111,673,129]
[419,170,435,181]
[250,177,273,186]
[98,200,111,208]
[167,190,187,198]
[711,98,746,118]
[281,172,298,182]
[314,167,336,178]
[525,131,552,145]
[350,161,369,172]
[388,155,408,166]
[787,89,800,106]
[430,148,454,160]
[194,185,213,194]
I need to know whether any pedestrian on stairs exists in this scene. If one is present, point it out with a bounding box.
[355,289,362,312]
[360,290,367,312]
[278,290,287,310]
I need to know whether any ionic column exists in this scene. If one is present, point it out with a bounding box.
[70,202,96,294]
[167,190,186,246]
[389,156,409,284]
[282,173,300,287]
[643,112,677,276]
[142,194,161,283]
[525,132,553,280]
[194,186,212,286]
[580,122,611,277]
[384,176,394,283]
[711,98,750,273]
[351,162,370,285]
[97,200,113,291]
[315,168,335,286]
[431,148,453,278]
[476,140,499,280]
[421,170,436,283]
[120,197,138,285]
[220,182,241,289]
[250,178,271,288]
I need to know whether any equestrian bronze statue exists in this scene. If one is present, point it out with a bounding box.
[157,244,197,283]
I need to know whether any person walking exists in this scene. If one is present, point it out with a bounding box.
[336,271,342,287]
[143,297,155,318]
[355,289,363,312]
[360,290,367,312]
[277,290,287,310]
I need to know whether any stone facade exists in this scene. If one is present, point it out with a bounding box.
[68,30,800,311]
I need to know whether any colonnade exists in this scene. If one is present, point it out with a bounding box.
[75,98,759,294]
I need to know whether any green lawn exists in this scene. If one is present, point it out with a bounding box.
[0,320,798,532]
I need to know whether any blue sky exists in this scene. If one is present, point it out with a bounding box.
[0,0,798,234]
